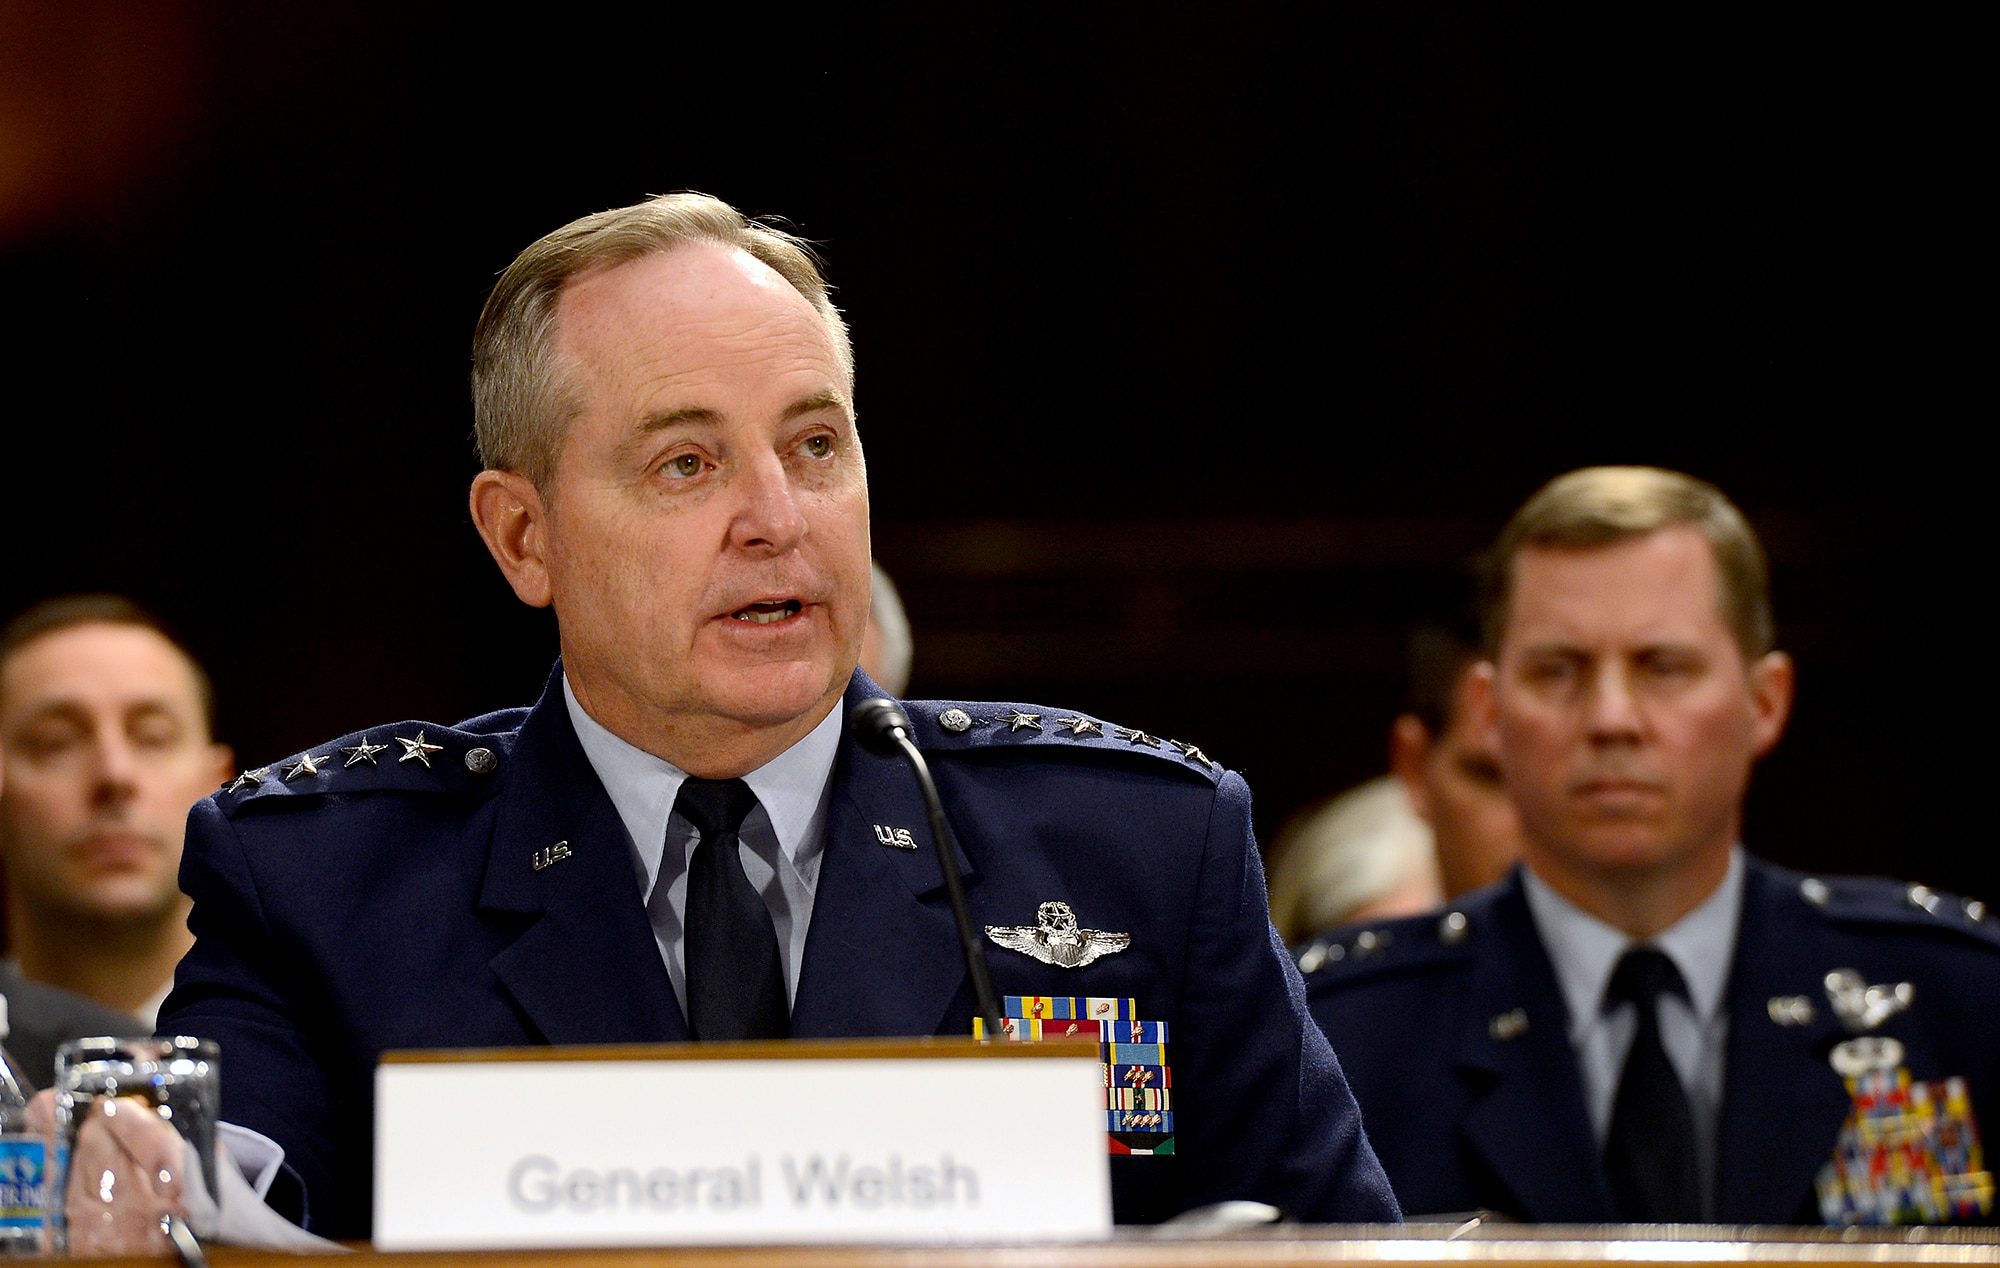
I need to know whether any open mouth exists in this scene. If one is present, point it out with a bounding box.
[731,600,803,625]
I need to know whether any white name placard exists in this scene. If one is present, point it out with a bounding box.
[372,1038,1111,1250]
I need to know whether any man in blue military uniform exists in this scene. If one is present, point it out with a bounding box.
[1301,467,2000,1225]
[153,192,1398,1238]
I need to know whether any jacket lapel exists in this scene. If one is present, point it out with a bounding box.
[1713,860,1851,1223]
[790,673,978,1039]
[1455,875,1616,1222]
[477,666,687,1045]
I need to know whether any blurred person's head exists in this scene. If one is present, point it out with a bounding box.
[860,560,913,696]
[1388,624,1524,899]
[1266,776,1444,943]
[1467,467,1793,937]
[0,596,232,954]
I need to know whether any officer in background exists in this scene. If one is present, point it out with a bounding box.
[1268,619,1524,942]
[148,192,1398,1240]
[0,708,135,1089]
[1301,467,2000,1225]
[0,595,227,1081]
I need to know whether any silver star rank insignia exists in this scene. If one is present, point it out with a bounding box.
[1172,739,1215,768]
[993,709,1042,732]
[341,737,390,767]
[226,767,268,794]
[1055,716,1102,737]
[283,753,330,781]
[397,731,444,768]
[1114,727,1161,748]
[985,901,1132,969]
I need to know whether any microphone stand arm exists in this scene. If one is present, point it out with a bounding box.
[888,727,1007,1042]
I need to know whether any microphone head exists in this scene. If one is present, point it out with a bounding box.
[850,697,913,756]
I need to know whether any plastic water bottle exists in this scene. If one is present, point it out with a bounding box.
[0,996,48,1255]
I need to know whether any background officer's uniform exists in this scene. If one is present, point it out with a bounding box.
[0,961,136,1089]
[161,666,1398,1237]
[1299,859,2000,1223]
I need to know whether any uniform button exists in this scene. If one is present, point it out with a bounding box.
[1438,911,1469,945]
[464,747,498,775]
[1907,883,1940,914]
[1966,898,1989,923]
[1353,930,1390,958]
[1800,877,1831,906]
[938,708,973,734]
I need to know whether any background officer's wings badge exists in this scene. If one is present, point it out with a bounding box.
[985,900,1131,968]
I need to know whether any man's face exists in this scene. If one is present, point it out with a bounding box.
[500,242,870,766]
[1475,526,1790,898]
[1391,669,1523,898]
[0,623,231,926]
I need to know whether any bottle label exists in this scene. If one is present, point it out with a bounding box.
[0,1135,46,1229]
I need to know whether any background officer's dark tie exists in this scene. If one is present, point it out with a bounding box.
[1603,945,1702,1222]
[678,777,789,1041]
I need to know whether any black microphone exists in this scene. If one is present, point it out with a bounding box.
[851,698,1006,1042]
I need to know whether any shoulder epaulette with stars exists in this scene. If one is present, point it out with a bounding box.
[216,718,518,811]
[898,699,1224,786]
[1792,872,2000,948]
[1294,906,1482,987]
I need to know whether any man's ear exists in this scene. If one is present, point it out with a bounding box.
[1388,713,1435,821]
[1748,650,1795,757]
[469,470,554,609]
[206,743,235,789]
[1463,660,1501,751]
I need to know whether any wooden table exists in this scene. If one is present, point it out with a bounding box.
[91,1221,1996,1267]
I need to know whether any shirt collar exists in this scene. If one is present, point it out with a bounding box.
[1521,847,1745,1034]
[562,673,844,893]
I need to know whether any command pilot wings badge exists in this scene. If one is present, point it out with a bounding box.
[986,901,1131,969]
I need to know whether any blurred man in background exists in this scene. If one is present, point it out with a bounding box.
[859,559,913,696]
[0,596,233,1043]
[1301,467,2000,1226]
[1388,622,1523,900]
[1268,620,1523,942]
[0,734,135,1088]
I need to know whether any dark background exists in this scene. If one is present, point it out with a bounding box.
[3,6,1984,899]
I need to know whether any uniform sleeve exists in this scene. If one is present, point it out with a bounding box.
[159,798,338,1233]
[1174,770,1403,1222]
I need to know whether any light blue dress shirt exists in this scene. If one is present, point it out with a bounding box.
[1520,848,1745,1217]
[562,675,841,1014]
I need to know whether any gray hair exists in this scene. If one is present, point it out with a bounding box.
[471,191,853,490]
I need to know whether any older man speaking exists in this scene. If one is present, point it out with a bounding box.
[156,193,1397,1239]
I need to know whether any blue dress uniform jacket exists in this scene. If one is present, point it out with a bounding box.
[161,667,1398,1237]
[1299,861,2000,1223]
[0,961,138,1091]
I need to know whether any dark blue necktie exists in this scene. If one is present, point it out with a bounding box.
[1603,946,1702,1222]
[677,777,788,1041]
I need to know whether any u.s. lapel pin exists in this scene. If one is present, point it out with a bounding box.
[531,840,573,872]
[1768,995,1816,1026]
[1488,1008,1529,1041]
[872,823,918,850]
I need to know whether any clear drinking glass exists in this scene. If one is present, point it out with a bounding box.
[51,1036,219,1253]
